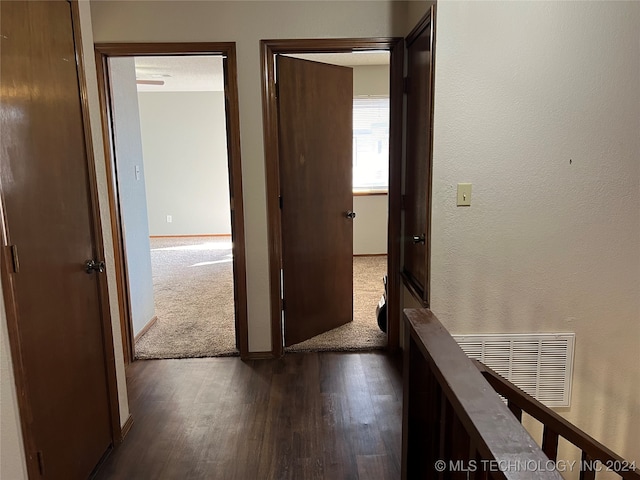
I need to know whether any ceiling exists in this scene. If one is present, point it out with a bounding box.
[134,51,389,93]
[134,56,224,92]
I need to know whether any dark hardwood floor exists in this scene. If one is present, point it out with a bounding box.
[94,352,403,480]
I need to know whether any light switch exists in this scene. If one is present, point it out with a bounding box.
[166,215,172,223]
[135,165,141,181]
[457,183,472,206]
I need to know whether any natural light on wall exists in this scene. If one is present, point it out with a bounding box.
[353,96,389,193]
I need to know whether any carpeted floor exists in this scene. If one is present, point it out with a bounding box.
[136,237,236,359]
[285,256,388,353]
[135,236,387,359]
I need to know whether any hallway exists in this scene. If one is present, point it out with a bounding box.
[95,352,403,479]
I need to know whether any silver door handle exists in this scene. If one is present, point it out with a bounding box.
[412,234,425,244]
[345,210,356,219]
[85,259,105,274]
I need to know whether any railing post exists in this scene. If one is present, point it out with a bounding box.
[507,400,522,423]
[580,451,596,480]
[542,427,559,462]
[402,329,441,479]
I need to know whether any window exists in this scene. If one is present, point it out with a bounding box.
[353,96,389,193]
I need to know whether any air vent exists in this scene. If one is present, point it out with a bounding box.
[453,333,575,407]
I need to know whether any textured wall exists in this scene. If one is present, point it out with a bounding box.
[429,0,639,462]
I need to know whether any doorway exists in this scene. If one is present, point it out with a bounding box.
[95,44,249,362]
[260,39,404,356]
[281,51,391,352]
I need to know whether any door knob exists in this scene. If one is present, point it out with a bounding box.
[345,210,356,219]
[412,234,425,244]
[85,259,105,274]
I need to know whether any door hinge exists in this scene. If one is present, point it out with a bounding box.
[10,245,19,273]
[403,76,410,94]
[36,451,45,476]
[279,195,283,210]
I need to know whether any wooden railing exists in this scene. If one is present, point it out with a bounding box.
[402,309,639,480]
[476,361,640,480]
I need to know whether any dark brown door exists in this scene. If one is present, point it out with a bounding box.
[277,56,354,346]
[0,2,113,478]
[403,9,436,303]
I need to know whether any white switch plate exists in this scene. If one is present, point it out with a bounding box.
[166,215,172,223]
[457,183,472,206]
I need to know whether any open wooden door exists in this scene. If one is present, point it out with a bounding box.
[402,7,436,305]
[277,56,354,346]
[0,2,114,478]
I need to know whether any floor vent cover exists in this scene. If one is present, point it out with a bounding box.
[452,333,575,407]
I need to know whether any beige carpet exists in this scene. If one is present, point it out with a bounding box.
[135,236,387,359]
[136,237,237,359]
[286,256,388,352]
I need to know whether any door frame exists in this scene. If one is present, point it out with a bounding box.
[94,42,250,361]
[260,38,404,357]
[401,6,437,308]
[0,2,122,476]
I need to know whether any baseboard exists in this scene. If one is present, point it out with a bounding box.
[149,234,231,238]
[242,351,277,360]
[353,253,387,257]
[121,414,134,440]
[352,191,388,196]
[134,316,157,342]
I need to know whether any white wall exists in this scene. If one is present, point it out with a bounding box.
[353,195,387,255]
[109,58,157,336]
[90,0,410,352]
[138,91,232,236]
[353,64,389,97]
[428,0,639,462]
[352,64,390,255]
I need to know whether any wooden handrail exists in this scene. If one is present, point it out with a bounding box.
[402,309,563,479]
[475,361,640,480]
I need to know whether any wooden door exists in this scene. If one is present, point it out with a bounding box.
[277,56,354,346]
[402,8,436,304]
[0,2,113,478]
